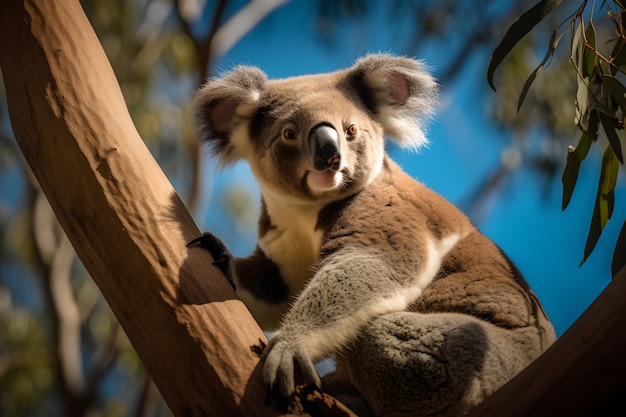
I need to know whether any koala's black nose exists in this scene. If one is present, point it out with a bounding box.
[309,124,341,172]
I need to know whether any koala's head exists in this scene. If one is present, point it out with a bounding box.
[193,54,437,203]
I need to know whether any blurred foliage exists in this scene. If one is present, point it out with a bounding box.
[0,0,622,416]
[84,0,198,200]
[488,0,626,273]
[0,0,192,415]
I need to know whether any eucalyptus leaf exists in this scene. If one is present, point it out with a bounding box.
[582,200,602,265]
[518,28,564,112]
[598,58,612,78]
[600,148,619,216]
[562,152,582,210]
[575,75,590,125]
[599,111,624,163]
[562,130,593,209]
[582,145,619,264]
[586,107,600,141]
[573,21,583,70]
[609,36,626,75]
[487,0,564,91]
[612,220,626,278]
[582,19,597,78]
[601,74,626,114]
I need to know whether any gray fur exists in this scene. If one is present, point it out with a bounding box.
[193,66,266,166]
[193,54,556,416]
[346,54,438,148]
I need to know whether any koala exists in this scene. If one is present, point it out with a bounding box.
[190,54,556,417]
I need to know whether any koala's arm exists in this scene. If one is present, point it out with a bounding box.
[188,232,292,328]
[263,234,461,397]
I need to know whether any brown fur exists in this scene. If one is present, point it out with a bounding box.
[193,54,556,417]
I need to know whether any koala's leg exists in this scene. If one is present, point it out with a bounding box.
[344,311,537,417]
[321,359,373,417]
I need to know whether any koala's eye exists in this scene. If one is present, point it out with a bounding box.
[347,124,358,136]
[283,129,297,140]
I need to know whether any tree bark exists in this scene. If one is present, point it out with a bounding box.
[0,1,275,416]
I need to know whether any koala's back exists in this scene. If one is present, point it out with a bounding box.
[317,156,554,416]
[319,155,554,353]
[318,156,471,259]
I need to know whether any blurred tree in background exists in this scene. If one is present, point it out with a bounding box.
[0,0,622,416]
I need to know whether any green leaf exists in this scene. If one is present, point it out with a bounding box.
[582,106,600,141]
[601,74,626,114]
[598,58,612,77]
[562,129,593,209]
[487,0,564,91]
[582,19,597,78]
[612,220,626,278]
[517,28,564,112]
[574,75,590,126]
[573,20,583,69]
[609,34,626,75]
[581,145,620,265]
[599,111,624,163]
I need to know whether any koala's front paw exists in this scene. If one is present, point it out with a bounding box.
[263,333,321,398]
[187,233,236,289]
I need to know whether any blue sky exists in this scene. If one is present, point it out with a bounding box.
[195,1,626,337]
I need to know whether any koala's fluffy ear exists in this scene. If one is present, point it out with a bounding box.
[346,54,438,149]
[193,66,267,166]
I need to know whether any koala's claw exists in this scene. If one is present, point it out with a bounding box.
[263,335,321,398]
[187,233,236,290]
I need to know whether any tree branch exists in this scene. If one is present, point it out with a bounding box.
[466,265,626,417]
[174,0,230,215]
[0,1,277,416]
[208,0,290,65]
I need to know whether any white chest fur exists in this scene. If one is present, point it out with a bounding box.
[258,195,325,295]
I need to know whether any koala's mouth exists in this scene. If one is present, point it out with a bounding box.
[306,169,344,193]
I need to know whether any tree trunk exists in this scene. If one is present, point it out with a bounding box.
[0,1,275,416]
